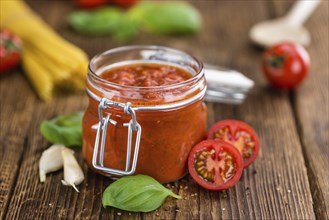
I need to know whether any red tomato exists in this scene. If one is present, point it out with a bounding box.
[262,42,310,89]
[207,120,260,168]
[110,0,138,7]
[74,0,107,8]
[0,29,21,73]
[188,140,243,191]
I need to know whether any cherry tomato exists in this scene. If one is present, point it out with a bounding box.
[207,120,260,168]
[188,140,243,191]
[74,0,107,8]
[110,0,138,7]
[262,42,310,89]
[0,29,21,73]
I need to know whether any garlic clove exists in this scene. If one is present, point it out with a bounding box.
[61,180,80,192]
[61,147,84,192]
[39,144,64,182]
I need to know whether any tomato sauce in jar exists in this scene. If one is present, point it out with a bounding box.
[101,63,192,87]
[83,46,207,183]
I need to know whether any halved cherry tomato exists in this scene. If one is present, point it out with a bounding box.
[188,140,243,191]
[262,42,310,89]
[207,120,260,168]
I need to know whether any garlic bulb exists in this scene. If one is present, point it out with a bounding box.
[39,144,64,182]
[61,147,84,192]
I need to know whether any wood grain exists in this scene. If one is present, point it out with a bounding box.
[0,0,327,219]
[0,73,37,219]
[291,1,328,219]
[271,1,329,218]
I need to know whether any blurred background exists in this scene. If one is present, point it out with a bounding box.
[0,0,328,219]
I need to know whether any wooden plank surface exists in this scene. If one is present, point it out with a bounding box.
[0,0,327,219]
[271,1,329,219]
[289,1,329,219]
[0,73,37,219]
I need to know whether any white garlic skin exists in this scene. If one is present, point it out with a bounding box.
[39,144,64,182]
[61,147,85,192]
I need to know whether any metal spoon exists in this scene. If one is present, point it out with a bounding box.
[249,0,321,47]
[204,64,254,104]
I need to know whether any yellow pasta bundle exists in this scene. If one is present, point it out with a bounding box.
[0,0,89,101]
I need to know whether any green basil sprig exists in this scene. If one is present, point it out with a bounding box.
[40,112,83,147]
[102,175,181,212]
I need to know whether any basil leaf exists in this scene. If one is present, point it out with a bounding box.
[68,2,202,40]
[128,2,202,35]
[112,16,140,41]
[68,7,123,35]
[102,175,181,212]
[40,112,83,147]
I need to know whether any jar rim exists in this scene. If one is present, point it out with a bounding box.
[88,45,204,91]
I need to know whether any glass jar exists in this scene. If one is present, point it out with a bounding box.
[83,45,207,183]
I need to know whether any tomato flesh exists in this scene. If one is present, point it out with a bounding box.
[207,120,260,168]
[188,140,243,191]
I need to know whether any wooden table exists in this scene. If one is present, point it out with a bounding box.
[1,1,328,219]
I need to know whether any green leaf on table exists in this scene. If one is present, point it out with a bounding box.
[128,2,202,35]
[102,175,181,212]
[68,2,202,40]
[112,16,140,41]
[68,7,123,35]
[40,112,83,147]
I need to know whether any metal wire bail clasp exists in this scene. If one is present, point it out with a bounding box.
[92,98,142,176]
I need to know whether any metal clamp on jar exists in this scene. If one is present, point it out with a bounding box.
[88,96,141,176]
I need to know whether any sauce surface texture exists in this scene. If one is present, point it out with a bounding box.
[100,63,193,87]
